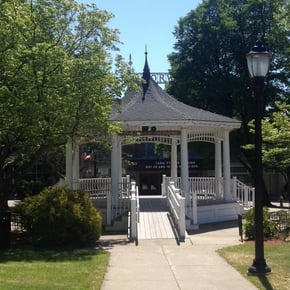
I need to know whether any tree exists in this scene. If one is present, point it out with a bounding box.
[262,102,290,200]
[167,0,290,205]
[0,0,137,207]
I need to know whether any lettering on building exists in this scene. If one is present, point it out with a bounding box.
[137,73,172,84]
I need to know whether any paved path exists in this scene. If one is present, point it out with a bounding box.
[138,196,176,239]
[99,221,257,290]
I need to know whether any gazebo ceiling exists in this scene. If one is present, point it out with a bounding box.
[110,53,241,132]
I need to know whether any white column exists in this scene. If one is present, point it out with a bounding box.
[65,140,73,189]
[180,129,197,226]
[111,134,119,196]
[180,128,189,203]
[107,134,118,224]
[223,129,232,202]
[111,134,120,218]
[72,140,80,190]
[118,138,123,182]
[215,139,222,197]
[170,137,178,180]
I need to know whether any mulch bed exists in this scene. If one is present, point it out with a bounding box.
[244,239,289,246]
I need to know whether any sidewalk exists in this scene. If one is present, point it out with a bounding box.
[99,221,257,290]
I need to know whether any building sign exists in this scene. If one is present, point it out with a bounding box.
[128,159,199,171]
[137,73,171,84]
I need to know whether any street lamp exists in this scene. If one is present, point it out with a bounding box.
[246,37,271,275]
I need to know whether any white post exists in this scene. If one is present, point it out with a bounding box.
[65,140,73,189]
[72,140,80,190]
[162,174,167,196]
[245,186,249,207]
[180,128,189,203]
[180,128,198,227]
[192,193,198,227]
[118,138,122,183]
[130,181,137,241]
[223,129,232,202]
[179,196,186,241]
[232,176,237,201]
[215,139,222,198]
[171,137,178,180]
[110,133,120,224]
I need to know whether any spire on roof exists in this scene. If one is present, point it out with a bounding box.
[128,54,133,68]
[142,45,150,100]
[142,45,150,82]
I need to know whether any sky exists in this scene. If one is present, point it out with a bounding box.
[78,0,202,73]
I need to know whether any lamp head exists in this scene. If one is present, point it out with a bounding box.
[246,37,271,78]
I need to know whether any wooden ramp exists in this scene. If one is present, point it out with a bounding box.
[137,196,176,240]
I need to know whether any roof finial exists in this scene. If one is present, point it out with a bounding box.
[142,45,150,101]
[143,44,150,81]
[128,54,133,68]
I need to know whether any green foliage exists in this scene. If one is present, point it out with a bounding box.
[272,210,290,240]
[16,187,102,247]
[0,0,139,203]
[168,0,289,118]
[168,0,289,186]
[262,102,290,170]
[243,207,277,240]
[245,102,290,196]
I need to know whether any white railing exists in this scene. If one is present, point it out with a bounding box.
[79,177,111,199]
[129,181,139,243]
[162,175,224,201]
[232,176,255,208]
[167,181,186,240]
[111,175,131,221]
[79,176,131,223]
[188,177,223,201]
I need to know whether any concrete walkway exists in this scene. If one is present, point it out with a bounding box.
[99,221,257,290]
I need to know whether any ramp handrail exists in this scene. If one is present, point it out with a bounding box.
[167,181,186,240]
[129,181,139,244]
[232,176,255,208]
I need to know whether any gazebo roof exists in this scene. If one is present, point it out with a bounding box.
[110,53,240,129]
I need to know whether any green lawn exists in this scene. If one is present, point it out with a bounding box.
[218,242,290,290]
[0,246,109,290]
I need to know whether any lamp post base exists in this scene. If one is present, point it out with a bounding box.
[248,259,271,275]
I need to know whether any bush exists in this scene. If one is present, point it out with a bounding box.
[270,210,290,241]
[16,187,102,247]
[244,207,277,240]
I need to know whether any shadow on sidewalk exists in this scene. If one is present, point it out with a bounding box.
[188,220,238,235]
[96,235,129,249]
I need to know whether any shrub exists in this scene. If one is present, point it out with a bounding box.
[270,210,290,241]
[16,187,102,247]
[244,207,277,240]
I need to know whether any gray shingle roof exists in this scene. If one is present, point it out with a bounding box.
[110,77,240,126]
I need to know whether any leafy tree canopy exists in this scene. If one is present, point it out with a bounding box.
[168,0,289,123]
[262,102,290,194]
[0,0,138,202]
[245,102,290,197]
[167,0,290,203]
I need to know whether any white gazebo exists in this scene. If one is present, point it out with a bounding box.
[66,53,252,232]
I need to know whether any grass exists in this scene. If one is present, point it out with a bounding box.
[0,243,109,290]
[218,242,290,290]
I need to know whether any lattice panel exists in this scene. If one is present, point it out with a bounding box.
[121,135,173,145]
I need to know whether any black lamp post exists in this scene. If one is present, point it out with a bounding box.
[246,37,271,275]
